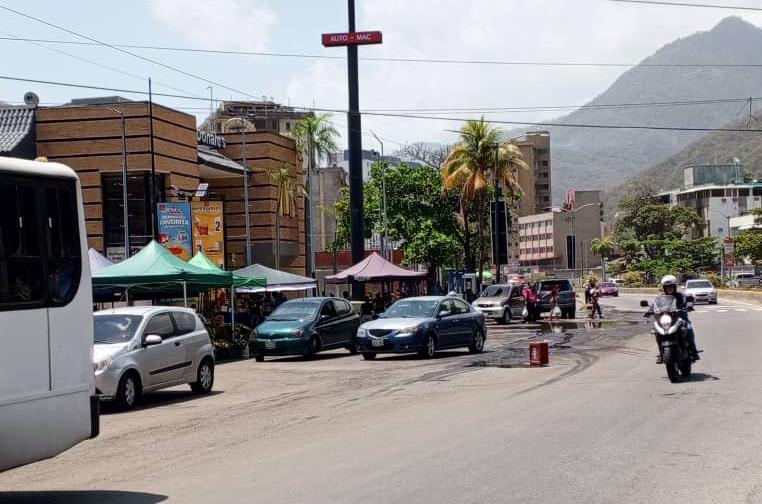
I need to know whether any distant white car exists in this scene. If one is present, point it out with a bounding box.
[682,279,717,305]
[609,279,625,287]
[93,307,215,409]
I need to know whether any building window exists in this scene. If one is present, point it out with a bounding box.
[102,172,166,251]
[285,122,291,131]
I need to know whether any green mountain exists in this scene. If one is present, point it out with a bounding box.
[542,16,762,202]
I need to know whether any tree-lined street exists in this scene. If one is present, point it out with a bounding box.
[4,295,762,503]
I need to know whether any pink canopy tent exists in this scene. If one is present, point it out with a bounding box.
[325,252,427,284]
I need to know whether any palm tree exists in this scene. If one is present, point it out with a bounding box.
[268,162,307,270]
[591,235,615,279]
[290,114,340,275]
[441,118,527,289]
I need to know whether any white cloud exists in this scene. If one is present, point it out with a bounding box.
[145,0,275,51]
[284,0,762,148]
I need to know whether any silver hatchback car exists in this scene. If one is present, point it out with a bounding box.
[93,306,215,409]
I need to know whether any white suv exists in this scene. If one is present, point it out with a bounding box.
[93,307,215,409]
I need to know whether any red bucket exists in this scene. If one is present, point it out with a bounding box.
[529,341,549,366]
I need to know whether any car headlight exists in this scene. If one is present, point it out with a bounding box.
[356,327,366,337]
[659,314,672,329]
[396,326,419,337]
[291,329,305,337]
[94,356,112,373]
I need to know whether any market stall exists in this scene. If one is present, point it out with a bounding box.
[234,263,316,293]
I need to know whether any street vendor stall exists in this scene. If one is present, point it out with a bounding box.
[92,240,233,305]
[234,263,316,293]
[325,252,427,300]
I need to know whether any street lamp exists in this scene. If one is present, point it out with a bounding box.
[715,209,734,281]
[224,117,254,266]
[370,131,389,262]
[102,105,130,259]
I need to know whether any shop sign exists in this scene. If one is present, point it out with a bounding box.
[157,202,193,260]
[723,237,736,268]
[321,31,383,47]
[192,201,225,268]
[197,130,226,149]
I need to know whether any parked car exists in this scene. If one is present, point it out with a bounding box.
[729,273,761,289]
[535,279,576,318]
[250,297,361,361]
[682,279,717,304]
[93,307,215,410]
[599,282,619,297]
[356,296,486,360]
[471,283,525,324]
[609,278,625,287]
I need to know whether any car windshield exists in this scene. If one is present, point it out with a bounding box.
[687,280,712,289]
[269,302,318,321]
[94,314,143,344]
[481,285,508,297]
[382,300,438,318]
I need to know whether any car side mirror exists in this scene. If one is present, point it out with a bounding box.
[639,300,649,307]
[143,334,162,346]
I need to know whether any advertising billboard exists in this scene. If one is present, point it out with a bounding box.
[192,201,225,268]
[157,202,193,260]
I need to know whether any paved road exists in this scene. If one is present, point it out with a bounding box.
[2,296,762,503]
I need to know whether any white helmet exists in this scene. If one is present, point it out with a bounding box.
[660,275,678,288]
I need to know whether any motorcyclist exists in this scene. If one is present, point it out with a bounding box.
[654,274,700,363]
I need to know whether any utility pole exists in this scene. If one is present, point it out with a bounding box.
[105,105,130,258]
[225,117,253,266]
[493,143,502,284]
[306,134,314,276]
[148,78,158,240]
[371,131,389,262]
[321,5,382,300]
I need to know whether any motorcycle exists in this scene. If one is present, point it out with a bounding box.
[640,295,695,383]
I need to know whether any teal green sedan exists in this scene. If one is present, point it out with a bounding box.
[250,297,361,361]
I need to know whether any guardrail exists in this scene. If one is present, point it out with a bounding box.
[619,287,762,306]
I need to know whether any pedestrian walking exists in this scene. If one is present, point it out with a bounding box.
[589,279,603,319]
[522,283,537,322]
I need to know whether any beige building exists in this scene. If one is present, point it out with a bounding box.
[518,190,602,272]
[200,100,313,137]
[313,165,347,252]
[514,131,551,215]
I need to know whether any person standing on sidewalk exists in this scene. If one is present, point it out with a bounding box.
[522,283,538,322]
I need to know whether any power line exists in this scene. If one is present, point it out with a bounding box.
[0,4,259,100]
[606,0,762,10]
[0,31,199,98]
[6,35,762,68]
[3,74,762,132]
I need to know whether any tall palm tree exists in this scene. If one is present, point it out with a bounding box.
[441,118,527,289]
[591,235,615,279]
[290,114,340,275]
[268,162,307,270]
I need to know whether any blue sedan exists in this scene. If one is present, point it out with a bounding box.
[355,296,487,360]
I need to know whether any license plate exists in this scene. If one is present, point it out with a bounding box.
[265,340,276,350]
[371,338,384,347]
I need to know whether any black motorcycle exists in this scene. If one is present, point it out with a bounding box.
[640,295,695,383]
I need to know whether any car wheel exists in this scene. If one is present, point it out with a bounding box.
[498,309,510,325]
[362,352,377,360]
[254,354,265,362]
[469,329,485,353]
[419,334,436,359]
[303,336,320,360]
[190,358,214,394]
[116,371,141,410]
[347,339,360,355]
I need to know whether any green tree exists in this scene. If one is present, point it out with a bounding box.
[591,236,615,278]
[736,229,762,264]
[268,162,307,270]
[441,118,527,285]
[290,113,340,272]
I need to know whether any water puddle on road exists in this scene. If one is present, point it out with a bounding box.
[534,320,640,335]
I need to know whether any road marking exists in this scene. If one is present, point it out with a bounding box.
[716,309,728,313]
[735,308,748,312]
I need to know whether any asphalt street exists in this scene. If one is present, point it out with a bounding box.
[2,294,762,503]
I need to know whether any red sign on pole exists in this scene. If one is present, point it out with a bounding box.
[322,31,383,47]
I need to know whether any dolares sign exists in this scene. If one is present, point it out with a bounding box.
[322,31,383,47]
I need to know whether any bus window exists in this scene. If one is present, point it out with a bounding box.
[46,184,81,305]
[0,182,44,308]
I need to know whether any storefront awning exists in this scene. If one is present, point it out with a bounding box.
[198,145,245,176]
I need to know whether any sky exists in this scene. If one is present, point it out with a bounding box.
[2,0,762,152]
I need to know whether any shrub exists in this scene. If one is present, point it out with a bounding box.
[623,271,644,287]
[704,271,722,288]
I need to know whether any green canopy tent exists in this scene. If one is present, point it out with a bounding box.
[92,241,233,306]
[187,252,266,288]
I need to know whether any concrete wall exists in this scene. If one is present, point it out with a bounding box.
[620,287,762,306]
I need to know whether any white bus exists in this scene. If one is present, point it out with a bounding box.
[0,157,99,472]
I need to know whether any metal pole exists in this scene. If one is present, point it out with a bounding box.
[347,0,365,301]
[120,112,130,258]
[148,78,158,240]
[182,281,187,307]
[493,143,501,284]
[371,131,388,261]
[242,126,252,266]
[306,134,314,276]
